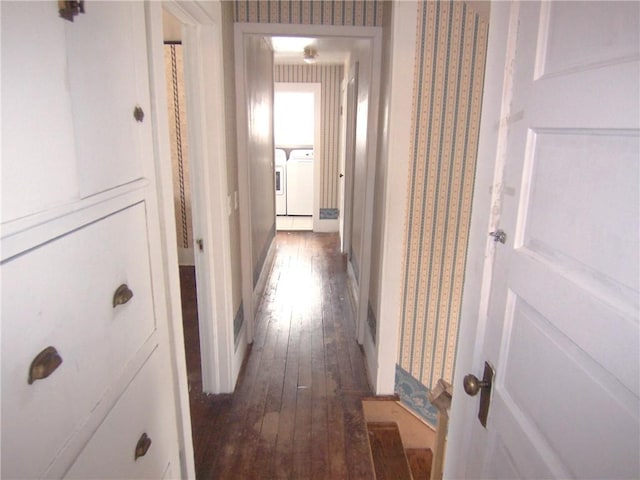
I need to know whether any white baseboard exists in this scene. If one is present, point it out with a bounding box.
[252,236,277,315]
[313,218,339,232]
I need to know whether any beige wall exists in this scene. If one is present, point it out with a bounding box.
[234,0,384,26]
[397,1,489,390]
[164,44,193,261]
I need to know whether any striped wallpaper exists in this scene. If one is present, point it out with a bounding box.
[164,43,193,251]
[398,1,488,391]
[234,0,384,26]
[274,64,344,210]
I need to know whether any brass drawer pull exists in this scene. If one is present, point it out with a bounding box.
[28,346,63,384]
[134,432,152,460]
[113,284,133,308]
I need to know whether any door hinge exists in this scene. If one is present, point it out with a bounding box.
[59,1,85,22]
[489,229,507,244]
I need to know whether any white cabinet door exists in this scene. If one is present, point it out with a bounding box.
[1,2,79,222]
[449,2,639,479]
[65,1,152,197]
[1,1,153,224]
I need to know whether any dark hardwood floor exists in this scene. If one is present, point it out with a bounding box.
[179,232,374,479]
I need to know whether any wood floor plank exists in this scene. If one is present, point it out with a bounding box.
[180,232,374,479]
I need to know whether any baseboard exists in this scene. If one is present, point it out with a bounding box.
[252,236,276,315]
[346,259,359,317]
[313,218,339,232]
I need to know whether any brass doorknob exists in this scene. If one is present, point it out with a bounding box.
[463,374,491,396]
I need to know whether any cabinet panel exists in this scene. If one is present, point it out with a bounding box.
[1,203,156,479]
[64,349,178,479]
[65,1,152,197]
[1,2,79,222]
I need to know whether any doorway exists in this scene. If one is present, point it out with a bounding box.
[162,9,206,397]
[235,24,383,352]
[274,82,320,232]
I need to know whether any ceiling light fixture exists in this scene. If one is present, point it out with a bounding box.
[303,46,318,64]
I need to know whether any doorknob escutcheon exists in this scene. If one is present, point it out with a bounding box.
[464,361,495,428]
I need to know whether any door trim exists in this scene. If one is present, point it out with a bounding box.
[445,3,518,476]
[147,0,235,472]
[273,82,322,226]
[162,1,235,394]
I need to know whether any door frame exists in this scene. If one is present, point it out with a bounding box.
[273,82,322,225]
[160,0,235,394]
[445,3,520,476]
[234,22,382,352]
[146,1,234,473]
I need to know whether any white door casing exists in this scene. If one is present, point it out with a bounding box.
[154,0,236,395]
[273,82,321,224]
[447,2,639,479]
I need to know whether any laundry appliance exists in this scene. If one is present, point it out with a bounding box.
[275,148,287,215]
[286,149,314,216]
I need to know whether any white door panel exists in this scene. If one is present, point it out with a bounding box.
[65,1,151,198]
[449,2,640,479]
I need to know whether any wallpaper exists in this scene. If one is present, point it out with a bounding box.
[398,1,489,391]
[234,0,384,26]
[274,64,343,211]
[164,43,193,252]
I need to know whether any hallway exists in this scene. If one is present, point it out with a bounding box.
[181,232,374,478]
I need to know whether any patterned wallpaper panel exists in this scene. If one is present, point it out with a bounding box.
[234,0,384,26]
[274,64,344,210]
[164,43,193,251]
[398,1,488,391]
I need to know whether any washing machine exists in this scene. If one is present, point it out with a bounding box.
[275,148,287,215]
[286,149,314,216]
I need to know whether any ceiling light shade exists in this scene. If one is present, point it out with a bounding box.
[303,46,318,64]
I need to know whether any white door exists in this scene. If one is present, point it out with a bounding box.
[447,2,639,479]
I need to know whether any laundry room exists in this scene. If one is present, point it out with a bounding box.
[273,81,320,231]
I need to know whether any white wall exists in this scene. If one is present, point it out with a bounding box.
[374,1,419,393]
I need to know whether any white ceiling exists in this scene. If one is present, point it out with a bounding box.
[270,35,360,65]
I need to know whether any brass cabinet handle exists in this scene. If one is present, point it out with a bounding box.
[134,432,152,460]
[28,346,63,384]
[113,284,133,308]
